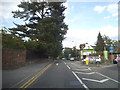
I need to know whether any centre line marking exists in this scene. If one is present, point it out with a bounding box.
[19,63,53,88]
[72,71,89,90]
[67,65,71,69]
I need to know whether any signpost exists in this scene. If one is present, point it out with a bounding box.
[103,51,108,60]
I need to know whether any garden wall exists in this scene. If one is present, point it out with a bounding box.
[2,49,26,69]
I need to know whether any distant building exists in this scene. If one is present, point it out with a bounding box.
[80,43,96,59]
[82,43,95,55]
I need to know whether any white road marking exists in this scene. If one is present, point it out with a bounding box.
[75,72,95,75]
[99,65,117,68]
[63,61,70,69]
[72,71,89,90]
[73,68,91,71]
[67,65,71,69]
[56,63,59,66]
[96,72,120,84]
[82,78,109,83]
[63,61,66,65]
[88,68,91,70]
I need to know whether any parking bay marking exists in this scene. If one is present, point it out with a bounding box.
[72,71,89,90]
[82,78,109,83]
[76,71,120,84]
[73,68,91,71]
[96,72,120,84]
[75,72,95,75]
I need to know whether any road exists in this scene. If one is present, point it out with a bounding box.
[2,59,120,90]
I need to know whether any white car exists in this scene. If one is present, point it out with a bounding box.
[89,57,95,64]
[82,59,86,64]
[82,56,101,64]
[70,57,74,61]
[62,58,65,60]
[94,56,101,64]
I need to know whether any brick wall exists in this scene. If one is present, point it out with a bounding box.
[2,49,26,69]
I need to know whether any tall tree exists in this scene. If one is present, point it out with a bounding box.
[9,1,68,58]
[95,32,105,52]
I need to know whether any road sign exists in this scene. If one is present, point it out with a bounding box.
[109,46,115,53]
[109,50,114,53]
[109,46,114,50]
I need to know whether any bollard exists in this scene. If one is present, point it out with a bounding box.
[86,59,89,65]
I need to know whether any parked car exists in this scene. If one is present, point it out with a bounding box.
[82,56,101,64]
[95,56,101,64]
[70,57,74,61]
[116,56,120,62]
[82,57,89,64]
[113,55,120,64]
[89,57,95,64]
[113,59,117,64]
[62,58,65,60]
[82,59,86,64]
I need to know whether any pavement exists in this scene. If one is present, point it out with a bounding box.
[2,59,52,88]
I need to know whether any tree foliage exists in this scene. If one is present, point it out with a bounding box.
[9,1,68,58]
[2,28,25,50]
[63,48,72,59]
[95,32,105,52]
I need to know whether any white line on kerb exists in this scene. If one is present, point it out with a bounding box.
[67,65,71,69]
[96,72,120,84]
[72,71,89,90]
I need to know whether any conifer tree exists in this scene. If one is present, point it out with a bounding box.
[95,32,105,52]
[10,1,68,58]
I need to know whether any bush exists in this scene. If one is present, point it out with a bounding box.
[2,34,25,50]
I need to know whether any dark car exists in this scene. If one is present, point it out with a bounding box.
[113,59,117,64]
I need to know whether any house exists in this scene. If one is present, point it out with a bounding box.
[80,43,96,59]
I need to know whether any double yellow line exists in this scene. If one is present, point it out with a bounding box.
[19,63,53,88]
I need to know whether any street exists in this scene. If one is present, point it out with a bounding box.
[2,59,120,90]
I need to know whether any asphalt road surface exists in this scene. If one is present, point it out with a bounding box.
[2,59,120,90]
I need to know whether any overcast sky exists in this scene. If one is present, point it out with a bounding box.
[0,0,119,49]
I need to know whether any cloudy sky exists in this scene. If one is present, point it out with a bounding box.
[0,0,119,49]
[63,0,119,49]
